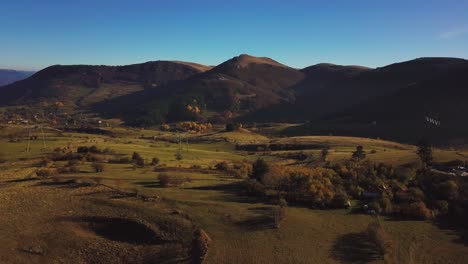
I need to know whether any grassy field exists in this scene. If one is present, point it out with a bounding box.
[1,125,467,263]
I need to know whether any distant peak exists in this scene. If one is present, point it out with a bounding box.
[226,54,288,68]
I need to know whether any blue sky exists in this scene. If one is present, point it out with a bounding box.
[1,0,467,70]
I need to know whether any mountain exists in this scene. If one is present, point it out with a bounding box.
[94,54,305,125]
[282,58,468,143]
[0,61,211,109]
[1,55,467,143]
[0,69,35,87]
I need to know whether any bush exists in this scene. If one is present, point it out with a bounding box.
[405,201,432,220]
[352,146,366,161]
[158,173,191,187]
[36,168,57,177]
[77,146,89,153]
[132,152,143,161]
[175,151,183,161]
[134,157,145,167]
[244,179,266,196]
[225,122,241,132]
[331,191,349,208]
[231,162,252,179]
[91,162,105,173]
[151,157,160,166]
[251,158,269,181]
[215,161,229,171]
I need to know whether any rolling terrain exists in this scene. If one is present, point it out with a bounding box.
[1,55,467,143]
[1,125,467,263]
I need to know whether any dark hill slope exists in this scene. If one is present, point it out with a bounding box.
[243,57,468,123]
[284,58,468,143]
[95,54,305,125]
[0,61,209,108]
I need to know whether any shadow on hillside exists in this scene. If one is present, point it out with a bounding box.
[331,232,381,263]
[134,181,163,188]
[236,207,275,231]
[434,215,468,246]
[7,177,40,183]
[58,216,164,245]
[187,182,267,204]
[34,179,93,188]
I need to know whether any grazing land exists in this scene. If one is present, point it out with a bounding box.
[1,124,467,263]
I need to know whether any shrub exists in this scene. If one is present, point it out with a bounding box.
[231,162,252,179]
[321,146,330,161]
[352,146,366,161]
[405,201,432,220]
[36,168,57,177]
[225,122,241,132]
[151,157,160,166]
[132,152,143,161]
[134,157,145,167]
[251,158,269,181]
[158,173,191,187]
[331,191,349,208]
[77,146,89,153]
[215,161,229,171]
[89,145,100,153]
[91,162,105,173]
[244,179,266,196]
[175,151,183,161]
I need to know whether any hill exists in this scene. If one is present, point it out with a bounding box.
[0,61,210,109]
[244,57,468,123]
[94,54,305,125]
[281,58,468,143]
[0,69,35,87]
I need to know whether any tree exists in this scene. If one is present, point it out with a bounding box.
[352,146,366,161]
[251,158,269,181]
[225,122,241,132]
[175,151,183,161]
[91,162,105,172]
[151,157,160,166]
[321,146,330,162]
[132,152,143,161]
[215,161,229,171]
[416,140,433,167]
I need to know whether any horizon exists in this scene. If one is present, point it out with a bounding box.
[2,54,468,73]
[1,0,468,71]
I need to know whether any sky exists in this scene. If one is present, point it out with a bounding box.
[1,0,467,71]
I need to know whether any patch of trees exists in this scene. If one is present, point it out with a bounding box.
[158,172,192,187]
[242,158,468,220]
[225,122,242,132]
[176,121,213,133]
